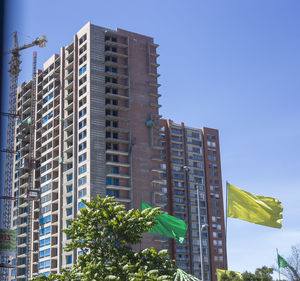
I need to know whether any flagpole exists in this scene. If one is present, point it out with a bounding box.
[225,181,228,272]
[277,248,281,281]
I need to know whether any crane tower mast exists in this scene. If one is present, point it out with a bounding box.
[1,32,46,281]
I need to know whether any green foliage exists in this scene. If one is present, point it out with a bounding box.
[220,266,274,281]
[31,196,176,281]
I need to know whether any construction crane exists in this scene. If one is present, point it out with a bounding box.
[3,31,46,228]
[1,32,47,281]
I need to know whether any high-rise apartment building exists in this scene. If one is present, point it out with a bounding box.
[9,22,163,280]
[160,120,227,281]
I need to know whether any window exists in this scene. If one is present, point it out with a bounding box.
[79,55,87,65]
[79,130,87,140]
[41,194,51,204]
[67,173,73,181]
[79,86,87,96]
[79,44,87,55]
[66,255,72,264]
[79,141,87,152]
[40,215,51,225]
[210,185,219,192]
[106,177,119,185]
[209,163,218,169]
[105,66,117,73]
[79,153,87,163]
[40,204,51,214]
[79,119,86,129]
[105,56,117,63]
[79,65,87,76]
[78,188,87,198]
[106,189,119,198]
[79,108,87,119]
[78,176,86,186]
[41,183,52,194]
[40,172,52,184]
[211,201,220,207]
[171,128,182,135]
[66,208,72,216]
[67,196,72,204]
[39,237,51,247]
[212,208,221,215]
[207,141,216,147]
[43,92,54,104]
[40,226,51,236]
[207,134,216,140]
[42,111,53,124]
[208,148,216,154]
[112,166,119,174]
[67,185,73,192]
[39,248,50,258]
[79,34,87,45]
[79,97,87,107]
[105,76,117,84]
[209,178,219,184]
[78,164,87,175]
[208,155,217,162]
[79,75,87,86]
[78,201,86,210]
[209,171,218,177]
[39,260,50,269]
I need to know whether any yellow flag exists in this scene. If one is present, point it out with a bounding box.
[227,182,283,228]
[216,269,242,281]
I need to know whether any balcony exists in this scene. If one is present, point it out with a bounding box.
[114,197,131,203]
[105,149,128,156]
[106,161,130,167]
[105,103,129,111]
[105,50,128,59]
[148,82,161,88]
[105,39,128,49]
[105,60,128,69]
[106,184,131,191]
[105,81,128,90]
[105,114,128,123]
[150,62,160,68]
[65,69,73,81]
[105,71,128,80]
[150,52,160,58]
[105,92,129,100]
[149,102,161,108]
[106,173,130,180]
[151,167,164,173]
[105,137,129,144]
[64,80,74,91]
[148,72,160,78]
[105,127,129,134]
[151,156,164,162]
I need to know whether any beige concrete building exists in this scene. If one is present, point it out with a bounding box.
[10,22,163,280]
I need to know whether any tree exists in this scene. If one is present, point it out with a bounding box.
[220,266,274,281]
[32,196,177,281]
[274,245,300,281]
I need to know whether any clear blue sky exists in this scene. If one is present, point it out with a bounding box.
[2,0,300,273]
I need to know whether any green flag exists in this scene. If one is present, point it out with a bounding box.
[227,182,283,228]
[277,253,300,280]
[278,253,292,269]
[141,202,187,243]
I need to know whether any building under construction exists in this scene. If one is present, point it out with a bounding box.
[5,22,227,281]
